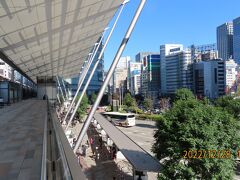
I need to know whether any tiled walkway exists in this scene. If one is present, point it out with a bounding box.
[0,100,47,180]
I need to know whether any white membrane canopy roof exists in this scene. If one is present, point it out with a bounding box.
[0,0,123,82]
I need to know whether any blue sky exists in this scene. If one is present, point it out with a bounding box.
[103,0,240,70]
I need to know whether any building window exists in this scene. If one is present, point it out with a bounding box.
[214,68,217,83]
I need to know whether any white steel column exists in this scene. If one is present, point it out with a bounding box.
[57,94,61,104]
[73,0,146,153]
[61,78,68,100]
[65,1,127,131]
[56,76,65,102]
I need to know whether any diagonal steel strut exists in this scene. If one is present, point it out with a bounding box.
[73,0,147,153]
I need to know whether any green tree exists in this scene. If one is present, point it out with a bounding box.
[215,95,240,119]
[238,85,240,96]
[90,92,97,105]
[153,98,240,179]
[123,93,136,107]
[175,88,195,101]
[76,94,89,120]
[143,98,153,110]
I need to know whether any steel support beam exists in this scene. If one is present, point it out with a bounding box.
[56,76,66,102]
[61,78,68,100]
[57,94,61,104]
[73,0,146,153]
[65,1,127,131]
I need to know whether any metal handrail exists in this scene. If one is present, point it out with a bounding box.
[51,111,73,180]
[50,105,86,180]
[40,101,48,180]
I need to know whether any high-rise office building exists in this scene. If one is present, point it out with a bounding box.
[128,62,141,95]
[193,59,225,99]
[67,42,104,97]
[190,43,218,62]
[225,59,237,94]
[217,22,233,60]
[112,56,130,93]
[116,56,130,70]
[233,17,240,64]
[135,52,156,96]
[141,54,160,100]
[160,44,183,94]
[164,49,193,94]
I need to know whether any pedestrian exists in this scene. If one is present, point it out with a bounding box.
[90,137,94,145]
[77,153,81,165]
[99,137,103,149]
[112,146,116,160]
[73,138,76,147]
[81,145,86,157]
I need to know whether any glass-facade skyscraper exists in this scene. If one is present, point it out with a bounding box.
[141,54,160,99]
[233,17,240,64]
[217,22,233,60]
[67,42,104,97]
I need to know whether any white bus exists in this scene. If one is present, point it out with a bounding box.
[102,112,136,127]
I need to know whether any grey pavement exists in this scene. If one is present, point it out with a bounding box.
[0,100,47,180]
[117,120,157,156]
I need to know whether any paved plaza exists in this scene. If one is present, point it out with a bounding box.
[0,100,47,180]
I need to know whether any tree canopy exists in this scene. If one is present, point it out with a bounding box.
[215,96,240,119]
[76,94,89,119]
[143,98,153,110]
[153,90,240,179]
[89,92,97,105]
[175,88,195,101]
[123,93,136,108]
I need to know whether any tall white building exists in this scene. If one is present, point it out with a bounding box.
[0,59,13,81]
[164,49,193,94]
[225,59,237,93]
[116,56,130,70]
[233,17,240,64]
[113,56,130,93]
[160,44,183,94]
[128,62,141,95]
[217,22,233,60]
